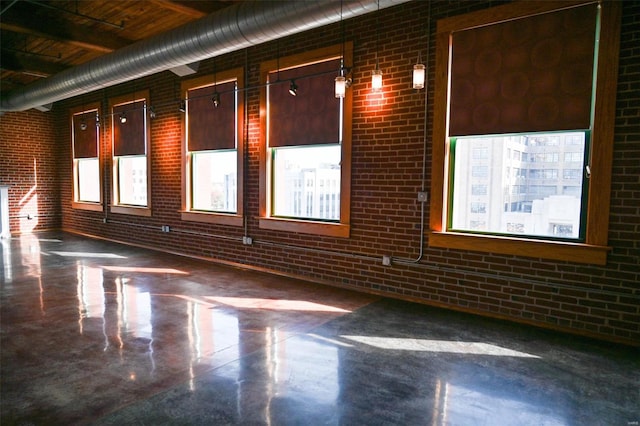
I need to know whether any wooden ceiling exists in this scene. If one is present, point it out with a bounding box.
[0,0,240,94]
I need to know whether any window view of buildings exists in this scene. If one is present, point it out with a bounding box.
[118,156,148,206]
[273,146,341,221]
[191,151,237,213]
[451,132,585,239]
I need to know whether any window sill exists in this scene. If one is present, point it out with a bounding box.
[259,217,350,238]
[181,211,243,227]
[72,201,103,212]
[428,231,610,265]
[110,205,152,217]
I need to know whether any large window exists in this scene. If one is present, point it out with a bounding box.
[181,69,243,226]
[450,132,586,241]
[71,103,102,211]
[259,43,352,237]
[110,91,151,216]
[272,145,341,220]
[430,1,621,264]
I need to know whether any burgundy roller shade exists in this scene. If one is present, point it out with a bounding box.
[73,111,98,158]
[113,101,146,156]
[449,4,597,137]
[268,59,341,147]
[188,81,236,151]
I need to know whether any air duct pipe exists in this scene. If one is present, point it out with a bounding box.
[0,0,411,112]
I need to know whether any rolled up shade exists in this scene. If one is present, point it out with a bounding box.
[73,111,98,158]
[268,59,341,147]
[113,100,146,156]
[187,81,236,152]
[449,3,597,137]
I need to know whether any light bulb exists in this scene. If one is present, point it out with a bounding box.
[413,63,425,89]
[372,69,383,92]
[335,76,346,98]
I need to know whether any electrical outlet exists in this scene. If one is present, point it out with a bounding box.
[161,225,170,232]
[382,255,392,266]
[242,236,253,245]
[417,191,428,202]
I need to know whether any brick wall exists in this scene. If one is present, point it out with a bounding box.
[5,1,640,345]
[0,109,60,233]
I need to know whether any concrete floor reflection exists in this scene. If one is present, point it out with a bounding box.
[1,233,638,425]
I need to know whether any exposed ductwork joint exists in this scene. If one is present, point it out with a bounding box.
[0,0,412,112]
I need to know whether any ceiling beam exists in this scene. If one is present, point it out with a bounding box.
[148,0,233,18]
[0,3,132,53]
[1,50,69,77]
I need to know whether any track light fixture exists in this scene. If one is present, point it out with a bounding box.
[212,92,220,108]
[119,112,127,124]
[179,100,186,113]
[288,80,298,96]
[149,105,156,119]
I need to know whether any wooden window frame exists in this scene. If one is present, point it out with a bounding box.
[69,102,104,212]
[180,68,244,227]
[429,1,621,265]
[259,43,353,238]
[109,90,152,217]
[70,102,103,212]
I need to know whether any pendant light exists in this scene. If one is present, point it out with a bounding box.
[372,0,382,92]
[413,52,425,90]
[335,0,347,98]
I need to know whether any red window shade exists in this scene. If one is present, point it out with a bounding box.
[113,101,146,156]
[73,111,98,158]
[268,59,341,147]
[187,81,236,151]
[449,4,597,137]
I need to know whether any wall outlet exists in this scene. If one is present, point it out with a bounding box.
[382,255,392,266]
[242,236,253,245]
[161,225,170,232]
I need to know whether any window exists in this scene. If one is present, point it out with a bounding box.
[430,1,621,264]
[110,91,151,216]
[71,103,102,211]
[181,69,244,226]
[259,43,353,237]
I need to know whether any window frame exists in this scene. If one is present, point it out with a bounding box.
[180,68,244,226]
[109,91,152,217]
[70,102,103,212]
[259,43,353,238]
[429,1,621,265]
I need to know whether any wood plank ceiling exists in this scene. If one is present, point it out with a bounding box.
[0,0,239,94]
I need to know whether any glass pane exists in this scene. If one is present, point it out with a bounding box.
[450,132,585,240]
[118,155,147,206]
[192,150,237,213]
[273,145,341,220]
[77,158,100,202]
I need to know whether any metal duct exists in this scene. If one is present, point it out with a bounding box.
[0,0,412,112]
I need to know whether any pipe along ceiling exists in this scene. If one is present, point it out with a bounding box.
[0,0,412,112]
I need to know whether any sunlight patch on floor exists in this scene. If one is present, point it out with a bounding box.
[341,336,540,358]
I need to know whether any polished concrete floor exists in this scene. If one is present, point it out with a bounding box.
[1,232,638,425]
